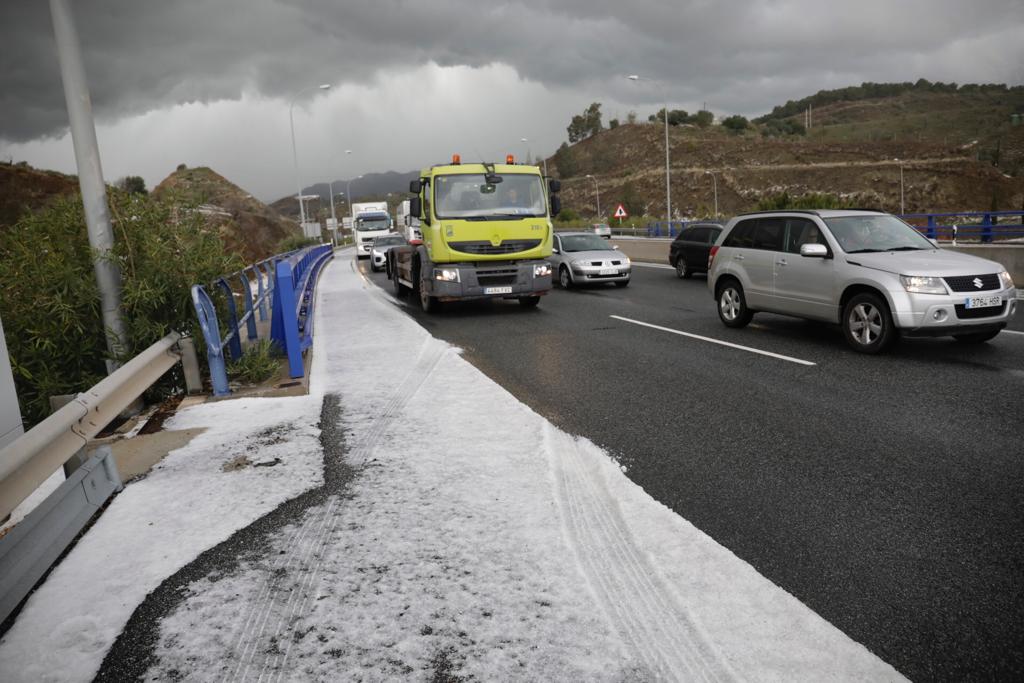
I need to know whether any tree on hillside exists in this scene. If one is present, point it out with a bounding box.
[553,142,580,177]
[609,118,620,129]
[117,175,148,195]
[693,110,714,127]
[722,115,750,132]
[620,180,643,217]
[567,102,604,143]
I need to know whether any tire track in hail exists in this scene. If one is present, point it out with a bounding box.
[545,425,738,682]
[225,338,448,681]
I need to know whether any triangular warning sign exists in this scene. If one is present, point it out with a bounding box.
[613,203,628,219]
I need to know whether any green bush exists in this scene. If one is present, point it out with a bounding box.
[756,191,855,210]
[277,234,320,252]
[0,190,242,426]
[227,339,279,384]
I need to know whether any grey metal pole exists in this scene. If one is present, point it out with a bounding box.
[663,95,671,224]
[50,0,128,371]
[289,102,307,228]
[900,164,905,214]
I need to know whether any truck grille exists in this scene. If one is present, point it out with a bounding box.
[476,268,519,287]
[449,240,541,255]
[954,302,1006,319]
[944,274,1000,292]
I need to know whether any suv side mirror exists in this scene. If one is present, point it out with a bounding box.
[549,194,561,217]
[409,196,421,218]
[548,178,561,193]
[409,179,422,193]
[799,243,828,258]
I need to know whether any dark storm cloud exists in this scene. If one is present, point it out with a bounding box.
[2,0,1022,142]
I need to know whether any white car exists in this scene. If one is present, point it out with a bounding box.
[591,222,612,239]
[369,234,408,272]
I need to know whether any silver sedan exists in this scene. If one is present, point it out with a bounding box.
[369,234,407,272]
[551,232,631,288]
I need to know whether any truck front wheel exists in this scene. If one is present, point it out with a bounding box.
[419,281,440,313]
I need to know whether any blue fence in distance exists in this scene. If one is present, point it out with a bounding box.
[644,211,1024,242]
[191,244,333,396]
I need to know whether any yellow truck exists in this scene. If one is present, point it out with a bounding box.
[388,155,560,312]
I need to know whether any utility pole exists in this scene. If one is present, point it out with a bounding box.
[50,0,127,372]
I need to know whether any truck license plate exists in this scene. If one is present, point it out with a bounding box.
[484,286,513,295]
[965,295,1001,309]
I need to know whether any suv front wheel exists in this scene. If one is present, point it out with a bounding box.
[716,279,753,328]
[842,292,896,353]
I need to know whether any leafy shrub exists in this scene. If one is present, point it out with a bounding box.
[722,115,750,132]
[0,190,241,425]
[277,234,320,252]
[756,192,855,210]
[227,339,279,384]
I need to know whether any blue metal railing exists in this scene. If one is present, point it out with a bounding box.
[191,245,333,396]
[898,211,1024,242]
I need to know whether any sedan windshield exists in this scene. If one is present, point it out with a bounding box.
[560,234,615,252]
[824,215,934,253]
[434,173,545,219]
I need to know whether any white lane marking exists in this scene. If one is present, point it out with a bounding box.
[610,315,817,366]
[631,262,674,270]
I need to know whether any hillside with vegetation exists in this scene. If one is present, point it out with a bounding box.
[0,162,78,228]
[547,83,1024,224]
[153,165,300,262]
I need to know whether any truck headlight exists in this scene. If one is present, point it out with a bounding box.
[433,268,460,282]
[999,271,1015,289]
[534,264,551,277]
[900,275,946,295]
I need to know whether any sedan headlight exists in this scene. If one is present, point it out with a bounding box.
[900,275,946,295]
[433,268,460,282]
[534,263,552,277]
[622,255,631,266]
[999,270,1015,289]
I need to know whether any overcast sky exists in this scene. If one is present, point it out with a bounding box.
[2,0,1022,201]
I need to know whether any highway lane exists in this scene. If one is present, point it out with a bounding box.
[360,256,1024,681]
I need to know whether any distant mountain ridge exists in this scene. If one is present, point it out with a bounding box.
[299,170,419,205]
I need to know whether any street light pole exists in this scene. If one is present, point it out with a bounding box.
[705,171,718,218]
[586,174,601,218]
[521,137,531,165]
[893,158,905,214]
[289,83,330,228]
[629,74,671,225]
[50,0,128,370]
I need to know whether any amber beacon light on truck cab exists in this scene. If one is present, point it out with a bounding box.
[387,154,561,312]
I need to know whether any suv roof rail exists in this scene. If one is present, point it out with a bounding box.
[736,209,821,217]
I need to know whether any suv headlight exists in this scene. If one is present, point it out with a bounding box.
[900,275,946,295]
[433,268,460,282]
[534,263,551,277]
[999,270,1015,289]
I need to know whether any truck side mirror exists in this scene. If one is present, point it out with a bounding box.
[550,194,561,218]
[409,179,422,193]
[548,179,561,193]
[409,197,421,218]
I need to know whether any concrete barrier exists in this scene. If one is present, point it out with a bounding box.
[612,238,1024,284]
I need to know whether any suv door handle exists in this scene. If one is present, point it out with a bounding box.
[733,254,745,261]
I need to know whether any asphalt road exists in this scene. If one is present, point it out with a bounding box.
[361,258,1024,681]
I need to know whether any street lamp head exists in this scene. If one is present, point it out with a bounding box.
[521,137,528,143]
[586,174,593,178]
[318,84,331,90]
[627,74,640,81]
[345,149,352,155]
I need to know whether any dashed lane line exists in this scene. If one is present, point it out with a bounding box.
[610,315,817,366]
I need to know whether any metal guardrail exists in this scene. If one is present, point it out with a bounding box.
[900,211,1024,242]
[192,244,333,396]
[0,332,192,625]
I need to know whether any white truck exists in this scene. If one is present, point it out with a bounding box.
[396,199,422,242]
[351,201,392,258]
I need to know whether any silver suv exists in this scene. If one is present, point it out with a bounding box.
[707,210,1017,353]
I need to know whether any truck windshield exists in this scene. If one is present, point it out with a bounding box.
[434,173,545,219]
[355,218,389,231]
[560,234,615,252]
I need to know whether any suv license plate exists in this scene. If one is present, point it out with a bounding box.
[599,268,617,275]
[484,286,513,295]
[965,295,1002,309]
